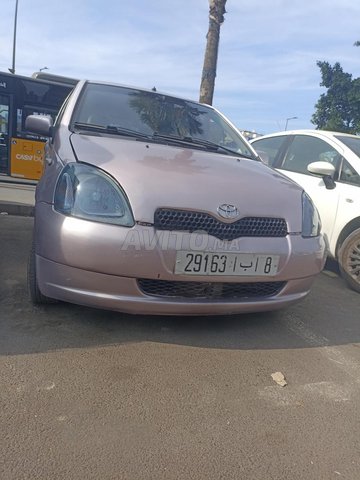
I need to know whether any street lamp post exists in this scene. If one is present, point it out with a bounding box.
[285,116,298,131]
[9,0,19,74]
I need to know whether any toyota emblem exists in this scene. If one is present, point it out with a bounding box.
[217,204,239,219]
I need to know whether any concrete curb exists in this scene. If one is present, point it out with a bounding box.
[0,202,34,217]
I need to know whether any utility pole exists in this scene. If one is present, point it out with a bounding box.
[285,116,297,131]
[9,0,19,74]
[199,0,227,105]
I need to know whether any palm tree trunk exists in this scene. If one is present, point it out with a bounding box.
[199,0,227,105]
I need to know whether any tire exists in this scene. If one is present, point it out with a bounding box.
[27,242,56,304]
[338,228,360,293]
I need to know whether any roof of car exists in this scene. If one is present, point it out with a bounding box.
[251,129,359,141]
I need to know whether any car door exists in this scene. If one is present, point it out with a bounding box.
[331,158,360,245]
[274,134,343,250]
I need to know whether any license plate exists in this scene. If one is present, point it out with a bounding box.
[175,251,279,276]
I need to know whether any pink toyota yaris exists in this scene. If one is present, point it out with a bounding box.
[26,80,326,315]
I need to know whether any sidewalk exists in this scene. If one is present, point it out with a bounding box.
[0,177,35,216]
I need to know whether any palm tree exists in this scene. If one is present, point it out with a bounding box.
[199,0,227,105]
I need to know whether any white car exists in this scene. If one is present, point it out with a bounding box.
[251,129,360,293]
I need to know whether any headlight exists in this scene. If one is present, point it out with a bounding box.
[302,192,321,237]
[54,163,134,226]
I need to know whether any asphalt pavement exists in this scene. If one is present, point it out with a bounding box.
[1,215,360,480]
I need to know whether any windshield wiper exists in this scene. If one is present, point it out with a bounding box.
[152,133,253,158]
[73,122,151,139]
[105,125,151,139]
[152,132,224,150]
[188,137,257,159]
[152,132,196,143]
[190,138,239,156]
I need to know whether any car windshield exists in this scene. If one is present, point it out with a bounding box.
[71,83,255,158]
[335,135,360,158]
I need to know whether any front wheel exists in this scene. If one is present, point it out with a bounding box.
[28,242,57,304]
[338,228,360,293]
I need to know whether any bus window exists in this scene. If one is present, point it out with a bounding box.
[0,71,74,180]
[0,95,10,174]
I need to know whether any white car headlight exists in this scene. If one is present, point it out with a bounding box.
[54,163,134,226]
[302,192,321,238]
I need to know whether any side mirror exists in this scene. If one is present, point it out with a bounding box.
[307,161,336,190]
[25,115,53,137]
[307,161,335,176]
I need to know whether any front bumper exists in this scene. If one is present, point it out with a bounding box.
[37,255,319,315]
[35,205,326,315]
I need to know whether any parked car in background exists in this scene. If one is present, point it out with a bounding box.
[25,83,326,315]
[251,130,360,292]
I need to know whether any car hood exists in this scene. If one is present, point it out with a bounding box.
[70,134,303,229]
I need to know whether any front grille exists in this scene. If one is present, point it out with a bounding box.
[154,208,287,241]
[138,279,286,300]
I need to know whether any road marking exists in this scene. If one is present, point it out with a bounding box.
[258,313,360,406]
[283,313,360,385]
[259,381,352,406]
[282,313,329,347]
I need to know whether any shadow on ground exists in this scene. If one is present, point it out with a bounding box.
[1,215,359,356]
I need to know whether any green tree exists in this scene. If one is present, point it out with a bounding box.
[199,0,227,105]
[312,61,360,134]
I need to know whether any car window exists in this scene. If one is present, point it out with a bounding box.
[339,159,360,186]
[251,136,286,166]
[281,135,341,174]
[334,135,360,157]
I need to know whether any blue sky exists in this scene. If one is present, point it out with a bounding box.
[1,0,360,134]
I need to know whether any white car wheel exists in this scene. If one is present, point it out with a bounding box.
[339,228,360,293]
